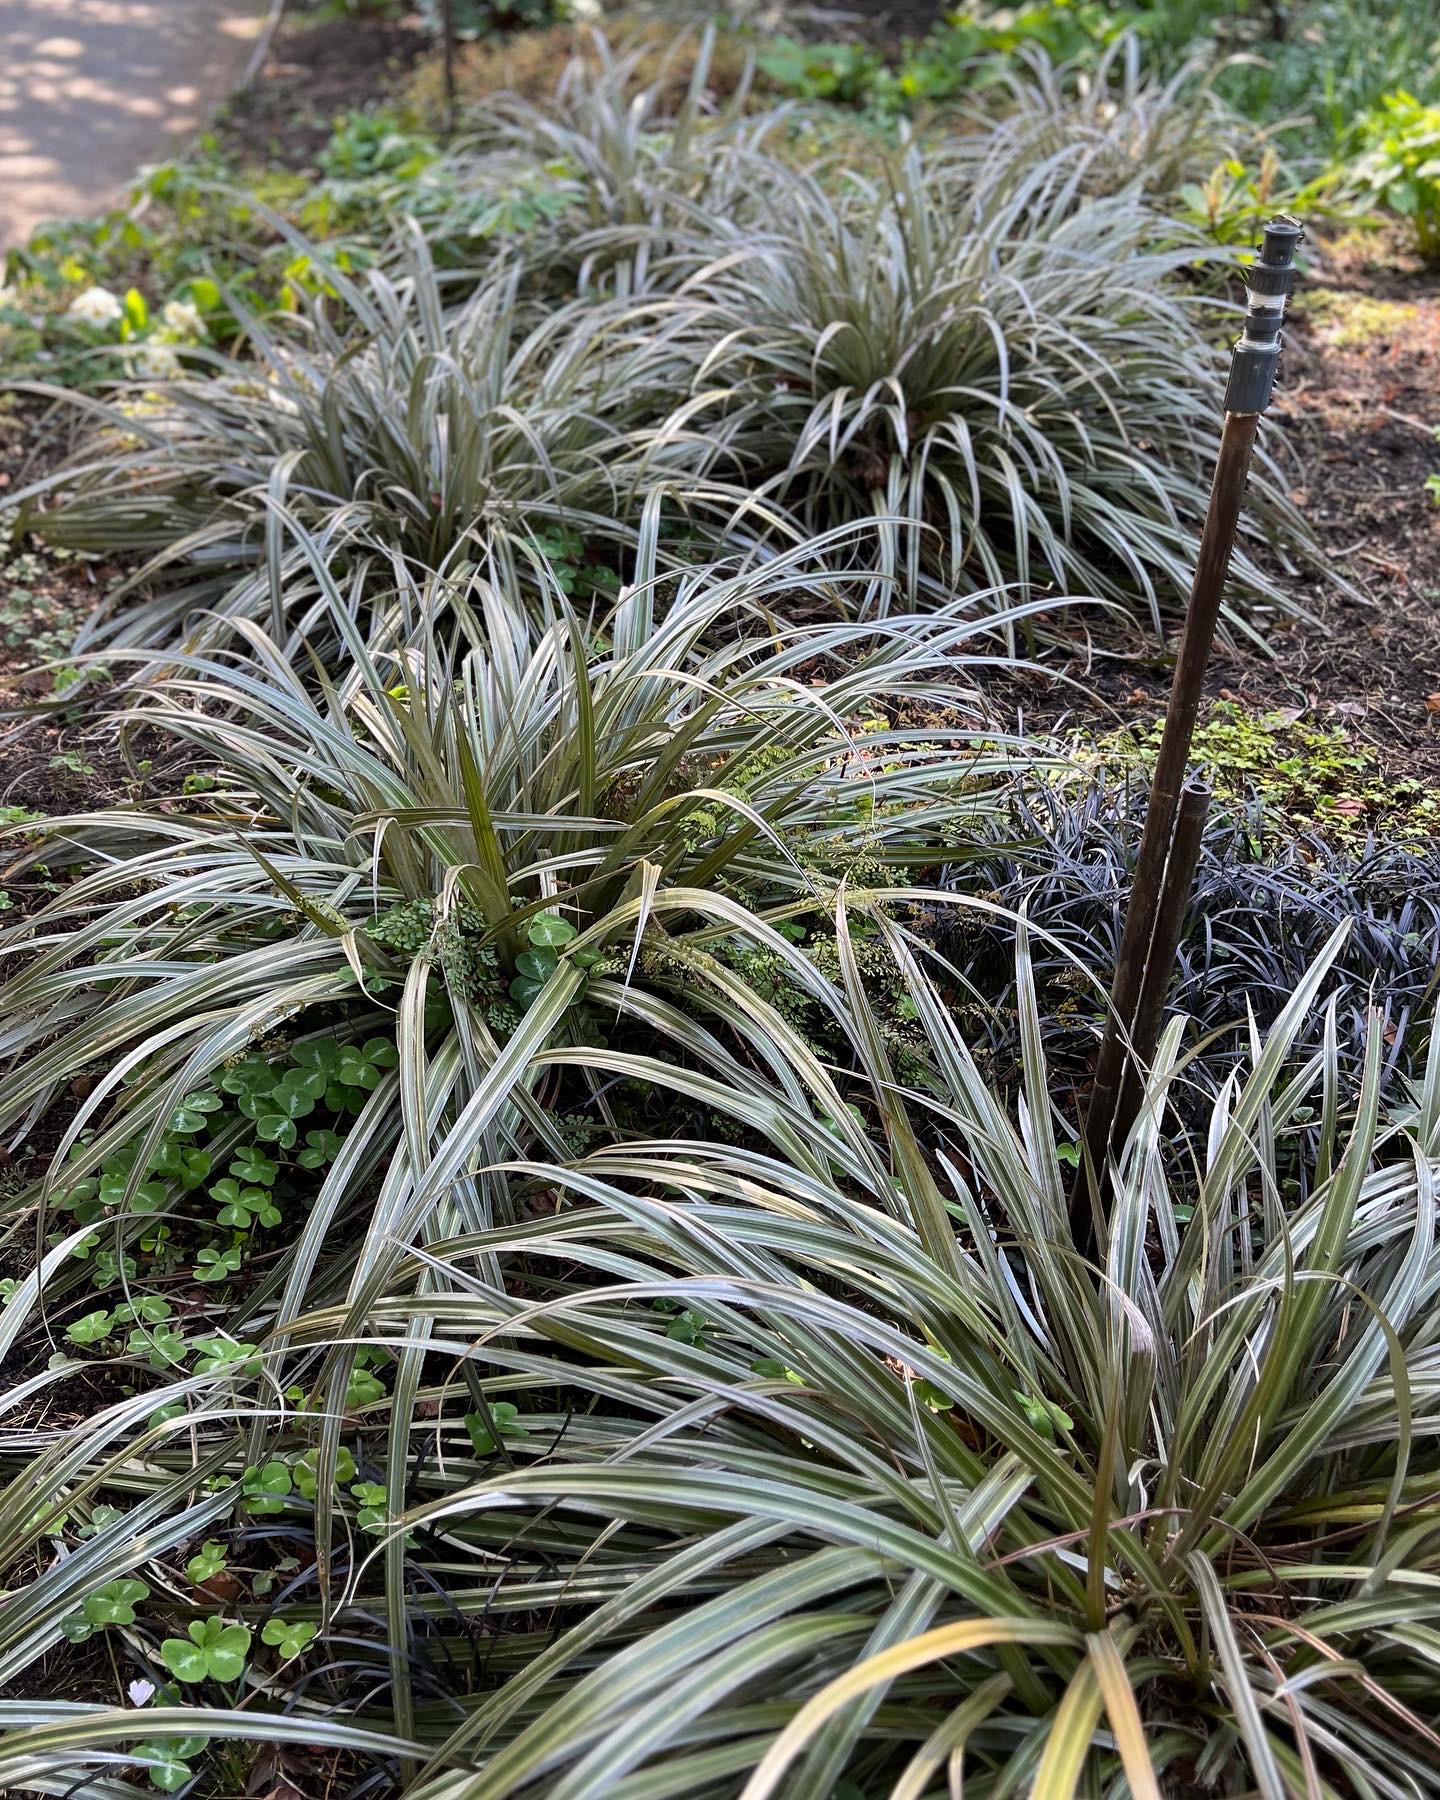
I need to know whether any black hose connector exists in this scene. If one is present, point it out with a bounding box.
[1223,214,1303,415]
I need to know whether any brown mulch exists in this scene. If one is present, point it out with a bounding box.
[217,0,429,172]
[1000,229,1440,793]
[1260,236,1440,782]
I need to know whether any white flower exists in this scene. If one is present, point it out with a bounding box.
[125,340,181,380]
[66,285,123,328]
[568,0,603,20]
[161,298,205,340]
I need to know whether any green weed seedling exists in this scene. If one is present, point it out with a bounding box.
[251,1553,301,1598]
[527,526,620,602]
[133,1735,210,1794]
[76,1504,126,1540]
[261,1617,318,1660]
[185,1542,228,1585]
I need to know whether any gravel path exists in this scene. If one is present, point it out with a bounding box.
[0,0,269,249]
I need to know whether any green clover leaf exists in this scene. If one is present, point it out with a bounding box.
[130,1324,187,1370]
[261,1617,318,1659]
[159,1616,251,1683]
[219,1056,276,1100]
[192,1244,242,1283]
[527,913,576,947]
[134,1736,209,1793]
[82,1577,150,1627]
[191,1336,260,1377]
[241,1460,293,1515]
[334,1037,398,1091]
[116,1295,171,1325]
[229,1145,278,1186]
[463,1401,524,1455]
[65,1309,115,1347]
[346,1365,386,1409]
[1013,1390,1075,1438]
[291,1445,356,1499]
[350,1480,388,1532]
[185,1541,228,1583]
[515,947,557,982]
[296,1128,343,1170]
[210,1179,279,1230]
[167,1090,223,1135]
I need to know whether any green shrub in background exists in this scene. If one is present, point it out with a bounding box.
[758,0,1133,114]
[754,0,1440,164]
[418,0,571,39]
[1345,90,1440,261]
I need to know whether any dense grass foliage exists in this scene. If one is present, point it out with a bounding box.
[3,918,1438,1795]
[657,133,1306,630]
[15,51,1315,647]
[1,4,1437,1796]
[0,543,1042,1318]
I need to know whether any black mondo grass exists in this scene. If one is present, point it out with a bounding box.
[937,782,1440,1102]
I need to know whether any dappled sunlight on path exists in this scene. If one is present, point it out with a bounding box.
[0,0,266,248]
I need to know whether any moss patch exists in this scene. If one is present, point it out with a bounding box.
[1296,286,1419,349]
[1083,700,1439,843]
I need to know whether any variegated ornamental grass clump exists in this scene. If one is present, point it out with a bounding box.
[0,533,1043,1338]
[0,36,1422,1800]
[14,46,1317,658]
[2,904,1438,1796]
[656,130,1308,635]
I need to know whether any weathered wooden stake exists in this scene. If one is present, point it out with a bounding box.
[441,0,458,135]
[1071,216,1304,1254]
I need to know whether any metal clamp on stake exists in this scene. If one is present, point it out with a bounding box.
[1070,216,1304,1257]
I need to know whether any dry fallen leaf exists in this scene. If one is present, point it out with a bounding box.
[1425,693,1440,712]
